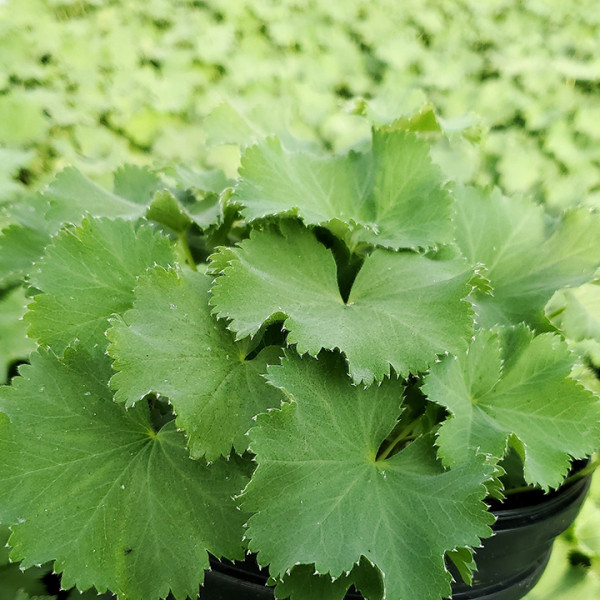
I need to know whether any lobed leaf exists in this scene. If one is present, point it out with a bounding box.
[0,347,250,600]
[26,217,176,354]
[235,128,453,251]
[423,327,600,489]
[0,166,165,286]
[210,221,474,384]
[453,185,600,329]
[241,352,494,600]
[108,267,284,460]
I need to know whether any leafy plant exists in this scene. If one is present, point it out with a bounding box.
[0,117,600,600]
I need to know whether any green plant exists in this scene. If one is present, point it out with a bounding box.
[0,116,599,600]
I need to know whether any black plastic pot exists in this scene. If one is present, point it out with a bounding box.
[200,471,592,600]
[450,469,591,600]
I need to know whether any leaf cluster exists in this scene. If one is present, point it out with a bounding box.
[0,120,599,600]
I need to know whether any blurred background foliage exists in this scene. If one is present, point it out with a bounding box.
[0,0,599,598]
[1,0,599,209]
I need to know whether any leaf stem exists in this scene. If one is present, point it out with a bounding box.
[378,423,414,461]
[178,231,197,272]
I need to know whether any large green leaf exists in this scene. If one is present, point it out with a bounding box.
[241,352,494,600]
[108,267,284,460]
[235,128,453,250]
[26,218,175,354]
[453,186,600,329]
[210,221,473,384]
[423,327,600,489]
[0,348,249,600]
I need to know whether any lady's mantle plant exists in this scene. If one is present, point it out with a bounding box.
[1,114,600,600]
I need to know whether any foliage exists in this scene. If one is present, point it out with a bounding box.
[0,0,599,212]
[0,118,599,600]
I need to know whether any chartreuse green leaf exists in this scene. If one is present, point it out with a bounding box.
[453,186,600,329]
[271,557,383,600]
[0,348,249,600]
[423,327,600,490]
[235,128,452,250]
[26,218,175,354]
[0,286,36,384]
[210,221,473,384]
[241,352,494,600]
[107,267,284,460]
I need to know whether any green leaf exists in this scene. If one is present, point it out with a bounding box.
[112,165,161,205]
[447,547,476,586]
[242,352,494,600]
[167,166,232,195]
[146,190,194,234]
[0,562,50,600]
[146,188,223,233]
[235,128,453,251]
[108,267,284,460]
[272,557,383,600]
[210,221,473,384]
[160,166,230,230]
[0,225,51,287]
[26,218,175,354]
[204,102,261,148]
[0,194,55,286]
[181,191,222,230]
[0,348,249,600]
[546,283,600,343]
[453,186,600,329]
[423,327,600,489]
[44,168,152,227]
[0,286,36,384]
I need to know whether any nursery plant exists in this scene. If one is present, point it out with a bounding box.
[0,114,600,600]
